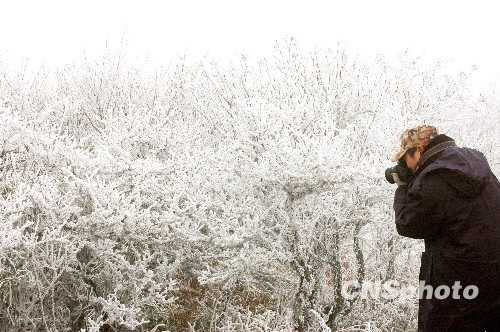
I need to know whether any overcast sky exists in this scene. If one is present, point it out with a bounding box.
[1,0,498,92]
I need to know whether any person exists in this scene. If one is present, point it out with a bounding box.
[388,125,500,331]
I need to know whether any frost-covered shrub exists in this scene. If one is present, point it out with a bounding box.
[0,38,498,331]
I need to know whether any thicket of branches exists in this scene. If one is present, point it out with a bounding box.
[0,38,499,331]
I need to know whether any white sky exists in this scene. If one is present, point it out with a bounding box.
[1,0,499,92]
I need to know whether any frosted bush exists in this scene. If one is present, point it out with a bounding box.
[1,38,498,331]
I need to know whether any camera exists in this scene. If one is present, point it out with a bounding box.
[385,159,413,184]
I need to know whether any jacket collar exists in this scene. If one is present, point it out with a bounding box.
[412,134,456,178]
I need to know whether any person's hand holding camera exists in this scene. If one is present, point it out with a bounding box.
[385,159,413,186]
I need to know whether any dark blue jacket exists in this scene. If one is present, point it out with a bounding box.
[393,134,500,331]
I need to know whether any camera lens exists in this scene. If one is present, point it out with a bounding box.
[385,167,396,184]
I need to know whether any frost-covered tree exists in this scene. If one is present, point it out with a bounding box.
[0,37,498,331]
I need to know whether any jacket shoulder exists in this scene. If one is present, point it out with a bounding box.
[408,168,450,197]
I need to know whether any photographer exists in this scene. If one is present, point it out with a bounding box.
[387,125,500,331]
